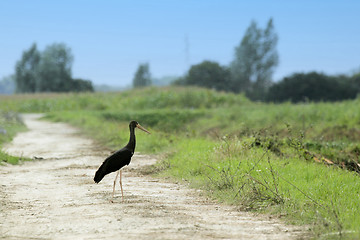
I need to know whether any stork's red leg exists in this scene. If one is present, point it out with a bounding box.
[119,170,124,202]
[111,170,120,202]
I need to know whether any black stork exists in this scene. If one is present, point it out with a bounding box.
[94,120,150,202]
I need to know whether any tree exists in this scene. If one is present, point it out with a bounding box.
[183,60,231,91]
[37,43,74,92]
[349,73,360,95]
[14,43,40,93]
[133,63,152,88]
[13,42,93,93]
[266,72,357,103]
[71,78,94,92]
[230,18,279,100]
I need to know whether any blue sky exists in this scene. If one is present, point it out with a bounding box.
[1,0,359,87]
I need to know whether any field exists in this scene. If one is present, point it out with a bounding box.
[1,86,360,239]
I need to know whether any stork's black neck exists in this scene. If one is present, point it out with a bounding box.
[126,125,136,152]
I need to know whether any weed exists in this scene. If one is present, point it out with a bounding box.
[0,111,30,164]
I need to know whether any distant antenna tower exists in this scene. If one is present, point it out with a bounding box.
[184,34,190,71]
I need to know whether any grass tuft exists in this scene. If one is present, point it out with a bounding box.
[0,111,30,164]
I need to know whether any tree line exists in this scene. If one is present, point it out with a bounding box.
[14,43,93,93]
[133,18,278,101]
[132,18,360,102]
[267,72,360,102]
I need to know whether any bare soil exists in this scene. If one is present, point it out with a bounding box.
[0,114,307,239]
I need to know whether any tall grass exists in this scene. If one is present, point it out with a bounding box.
[160,136,360,238]
[0,87,249,112]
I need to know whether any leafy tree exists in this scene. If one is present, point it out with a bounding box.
[37,43,74,92]
[266,72,357,102]
[183,60,231,91]
[13,43,93,93]
[71,78,94,92]
[133,63,152,88]
[349,73,360,95]
[230,18,279,100]
[14,43,41,93]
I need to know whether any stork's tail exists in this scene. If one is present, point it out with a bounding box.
[94,164,106,183]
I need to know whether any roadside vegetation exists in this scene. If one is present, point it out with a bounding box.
[0,111,30,164]
[1,86,360,239]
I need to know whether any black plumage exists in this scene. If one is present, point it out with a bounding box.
[94,148,133,183]
[94,120,150,201]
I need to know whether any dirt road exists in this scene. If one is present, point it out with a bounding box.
[0,114,306,239]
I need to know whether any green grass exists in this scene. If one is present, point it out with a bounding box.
[0,111,30,164]
[160,137,360,238]
[1,86,360,238]
[0,87,249,112]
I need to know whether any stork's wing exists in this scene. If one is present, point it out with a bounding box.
[94,148,133,183]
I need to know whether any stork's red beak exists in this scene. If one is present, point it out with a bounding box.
[136,124,151,134]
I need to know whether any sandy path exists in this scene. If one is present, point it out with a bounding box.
[0,114,306,239]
